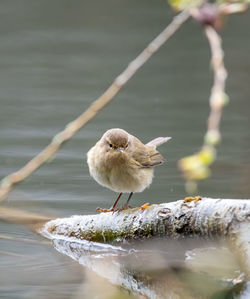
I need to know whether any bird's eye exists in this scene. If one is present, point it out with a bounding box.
[109,144,113,148]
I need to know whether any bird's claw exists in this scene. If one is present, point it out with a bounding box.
[96,203,151,213]
[96,207,115,213]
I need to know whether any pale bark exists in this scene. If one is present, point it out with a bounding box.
[41,198,249,241]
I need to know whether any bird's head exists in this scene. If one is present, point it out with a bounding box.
[101,128,129,152]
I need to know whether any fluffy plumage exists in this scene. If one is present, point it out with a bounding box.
[87,128,171,194]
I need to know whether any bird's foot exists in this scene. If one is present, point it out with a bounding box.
[184,196,202,203]
[140,202,150,210]
[96,207,117,213]
[119,205,132,211]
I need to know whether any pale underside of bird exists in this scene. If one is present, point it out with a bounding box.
[87,128,171,212]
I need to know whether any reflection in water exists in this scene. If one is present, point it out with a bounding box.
[53,238,248,298]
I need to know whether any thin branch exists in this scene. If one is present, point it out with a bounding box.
[205,25,227,136]
[0,206,53,225]
[178,24,228,188]
[219,3,248,15]
[0,10,190,202]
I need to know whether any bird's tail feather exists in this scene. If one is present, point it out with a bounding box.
[146,137,171,147]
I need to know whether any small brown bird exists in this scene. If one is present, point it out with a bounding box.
[87,128,171,212]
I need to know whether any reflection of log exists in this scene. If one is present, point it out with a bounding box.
[40,198,250,276]
[52,239,165,298]
[52,239,247,299]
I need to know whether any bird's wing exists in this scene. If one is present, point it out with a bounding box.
[140,148,164,167]
[130,137,165,168]
[146,136,171,148]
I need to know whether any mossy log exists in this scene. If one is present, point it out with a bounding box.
[40,197,250,276]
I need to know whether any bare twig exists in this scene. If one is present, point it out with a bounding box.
[178,24,228,190]
[0,206,53,225]
[205,25,227,139]
[219,3,248,15]
[0,10,190,202]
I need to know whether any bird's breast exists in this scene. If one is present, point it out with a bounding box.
[87,147,153,193]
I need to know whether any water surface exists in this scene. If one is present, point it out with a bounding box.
[0,1,250,298]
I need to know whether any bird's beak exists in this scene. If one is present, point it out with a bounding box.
[118,147,124,152]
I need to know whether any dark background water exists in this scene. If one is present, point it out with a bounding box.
[0,0,249,298]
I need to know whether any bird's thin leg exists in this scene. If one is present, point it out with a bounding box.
[110,192,123,210]
[96,192,123,213]
[124,192,133,209]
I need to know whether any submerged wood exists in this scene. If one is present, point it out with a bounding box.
[40,197,250,275]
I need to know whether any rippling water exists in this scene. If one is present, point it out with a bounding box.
[0,0,249,298]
